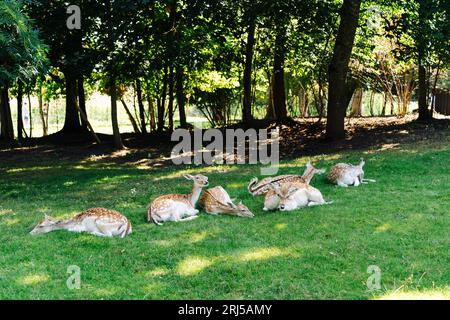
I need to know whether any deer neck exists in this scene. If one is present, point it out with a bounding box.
[302,167,315,184]
[51,219,81,232]
[188,184,203,207]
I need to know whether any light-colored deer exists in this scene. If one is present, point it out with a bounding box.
[30,208,132,238]
[248,161,325,196]
[270,182,332,211]
[147,174,209,225]
[199,186,254,218]
[328,158,376,187]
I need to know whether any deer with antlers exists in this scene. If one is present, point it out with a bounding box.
[147,174,209,225]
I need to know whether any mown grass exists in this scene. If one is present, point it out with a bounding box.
[0,139,449,300]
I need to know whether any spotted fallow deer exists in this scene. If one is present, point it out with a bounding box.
[147,174,209,225]
[199,186,254,218]
[247,161,325,196]
[269,182,332,212]
[328,158,376,187]
[30,208,132,238]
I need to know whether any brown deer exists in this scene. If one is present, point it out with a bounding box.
[270,182,332,211]
[199,186,254,218]
[328,158,376,187]
[248,161,325,196]
[30,208,132,238]
[147,174,209,225]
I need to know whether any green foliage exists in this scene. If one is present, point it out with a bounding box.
[0,0,47,85]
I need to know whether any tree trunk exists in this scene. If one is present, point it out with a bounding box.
[110,77,124,149]
[350,88,363,117]
[27,93,33,138]
[136,79,147,133]
[78,76,88,131]
[0,85,14,141]
[272,25,288,122]
[326,0,362,140]
[265,72,276,120]
[176,66,187,128]
[17,81,24,141]
[62,73,82,133]
[38,83,48,136]
[158,67,169,132]
[417,0,432,121]
[242,21,256,125]
[147,93,156,131]
[121,99,141,133]
[168,67,175,131]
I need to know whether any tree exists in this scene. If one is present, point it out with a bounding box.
[0,0,46,142]
[326,0,362,140]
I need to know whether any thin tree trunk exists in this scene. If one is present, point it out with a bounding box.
[272,25,288,122]
[38,83,48,136]
[110,77,124,149]
[176,66,187,128]
[136,79,147,133]
[242,21,256,125]
[27,94,33,138]
[121,99,141,133]
[326,0,362,140]
[17,81,24,141]
[78,76,88,131]
[168,67,175,131]
[158,67,169,132]
[265,72,275,120]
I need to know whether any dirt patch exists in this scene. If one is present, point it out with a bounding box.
[0,115,448,168]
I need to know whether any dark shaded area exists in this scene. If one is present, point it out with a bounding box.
[0,116,448,169]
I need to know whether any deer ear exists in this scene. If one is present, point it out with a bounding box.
[288,186,298,196]
[227,202,236,209]
[183,174,194,180]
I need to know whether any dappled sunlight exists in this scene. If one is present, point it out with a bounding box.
[6,166,54,173]
[235,247,296,262]
[177,256,215,276]
[0,209,14,216]
[274,223,287,231]
[374,223,392,233]
[16,274,49,286]
[1,218,20,226]
[188,231,213,244]
[375,288,450,300]
[146,267,169,277]
[150,239,176,247]
[91,287,119,298]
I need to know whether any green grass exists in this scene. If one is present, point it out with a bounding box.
[0,139,449,300]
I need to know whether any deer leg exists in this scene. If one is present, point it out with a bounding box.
[337,181,348,187]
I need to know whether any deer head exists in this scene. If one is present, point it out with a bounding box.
[302,161,326,184]
[358,158,365,168]
[272,184,299,211]
[225,201,254,218]
[30,215,61,235]
[183,174,209,187]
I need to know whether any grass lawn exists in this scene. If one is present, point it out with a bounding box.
[0,139,449,300]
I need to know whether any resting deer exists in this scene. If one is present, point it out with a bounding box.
[328,158,376,187]
[199,186,254,218]
[30,208,132,238]
[248,161,325,196]
[147,174,209,225]
[269,182,332,212]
